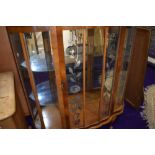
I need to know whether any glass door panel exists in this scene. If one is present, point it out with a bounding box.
[85,28,104,126]
[9,32,41,128]
[100,27,120,119]
[115,27,135,110]
[62,29,84,128]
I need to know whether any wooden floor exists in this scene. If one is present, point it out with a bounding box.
[35,104,61,129]
[35,90,122,129]
[42,104,62,129]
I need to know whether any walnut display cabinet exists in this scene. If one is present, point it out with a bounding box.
[7,26,136,129]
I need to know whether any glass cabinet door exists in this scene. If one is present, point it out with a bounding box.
[8,30,62,129]
[62,27,119,128]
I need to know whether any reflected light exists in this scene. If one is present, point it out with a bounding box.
[30,62,37,71]
[38,93,43,101]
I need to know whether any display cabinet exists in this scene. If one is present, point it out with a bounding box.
[7,26,135,128]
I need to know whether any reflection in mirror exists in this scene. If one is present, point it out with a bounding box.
[63,29,84,128]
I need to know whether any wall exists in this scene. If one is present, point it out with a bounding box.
[0,26,30,115]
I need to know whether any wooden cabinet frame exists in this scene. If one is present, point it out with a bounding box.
[7,26,131,128]
[125,28,151,108]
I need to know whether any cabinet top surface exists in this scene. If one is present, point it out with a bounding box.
[0,72,15,121]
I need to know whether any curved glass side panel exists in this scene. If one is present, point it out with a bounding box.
[115,27,135,110]
[9,31,61,129]
[23,31,61,128]
[101,27,120,119]
[9,32,40,128]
